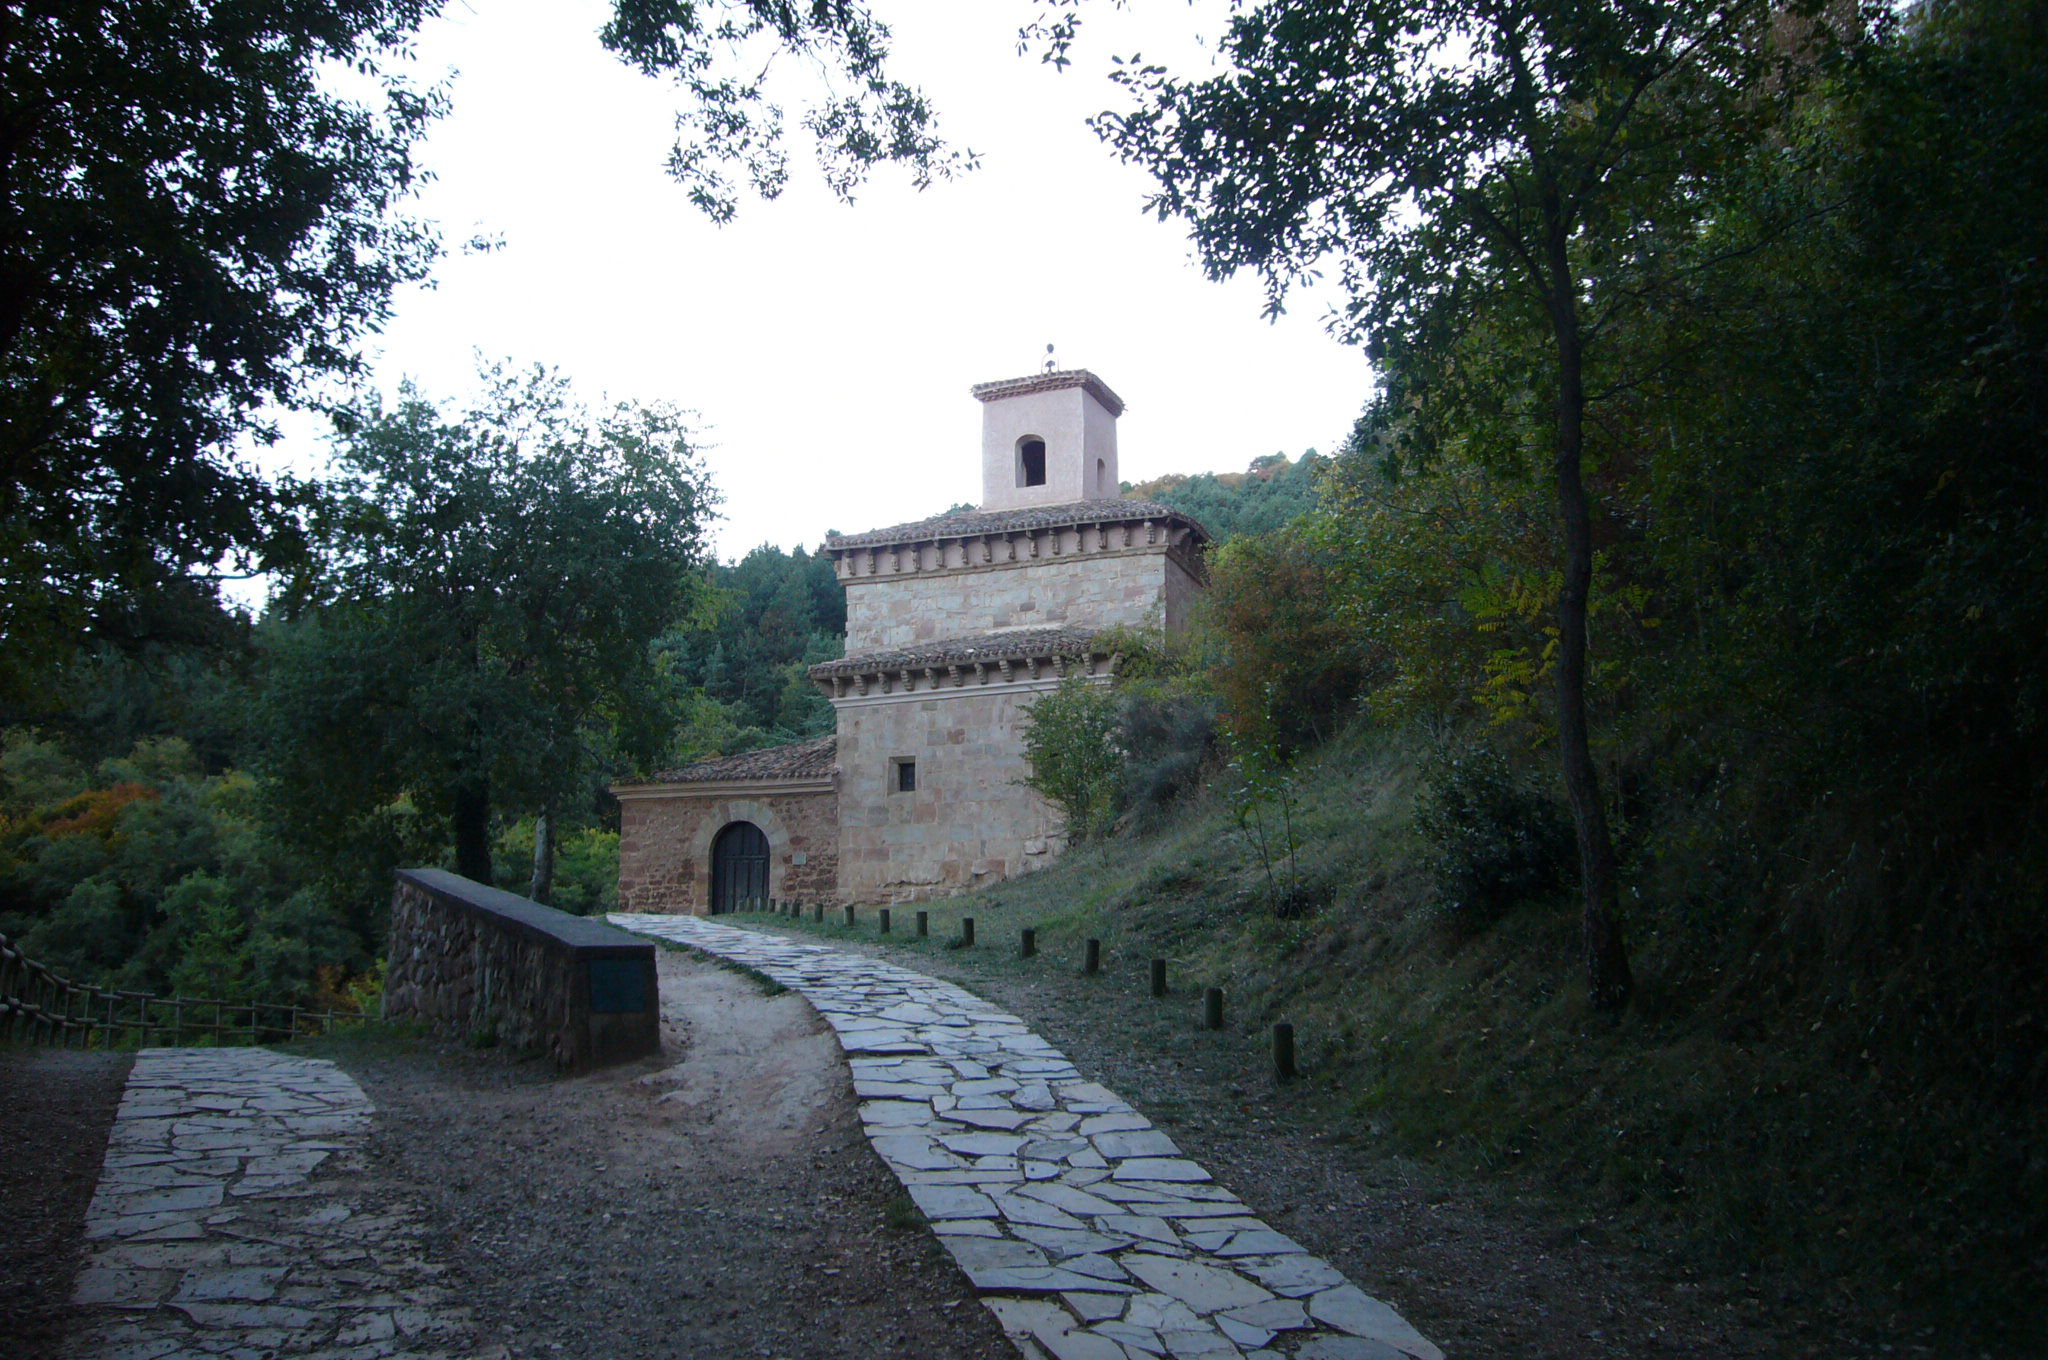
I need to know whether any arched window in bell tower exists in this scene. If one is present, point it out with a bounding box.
[1017,436,1047,488]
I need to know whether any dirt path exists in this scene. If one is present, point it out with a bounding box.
[0,1046,131,1358]
[334,949,1013,1359]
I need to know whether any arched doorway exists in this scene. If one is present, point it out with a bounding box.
[710,821,770,913]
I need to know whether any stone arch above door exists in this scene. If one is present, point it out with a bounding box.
[684,799,794,910]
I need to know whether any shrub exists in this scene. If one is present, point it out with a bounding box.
[1020,675,1123,841]
[1415,740,1576,935]
[1118,684,1218,826]
[1201,526,1368,754]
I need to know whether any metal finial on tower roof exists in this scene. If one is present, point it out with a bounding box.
[1044,343,1057,372]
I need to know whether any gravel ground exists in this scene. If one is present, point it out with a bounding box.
[0,1045,131,1358]
[331,948,1013,1360]
[786,922,1919,1360]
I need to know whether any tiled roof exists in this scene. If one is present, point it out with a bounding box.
[969,368,1127,417]
[810,626,1108,678]
[824,498,1208,551]
[635,734,836,785]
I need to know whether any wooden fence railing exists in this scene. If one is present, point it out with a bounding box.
[0,930,354,1049]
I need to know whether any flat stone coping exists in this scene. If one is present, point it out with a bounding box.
[612,913,1444,1360]
[68,1046,490,1359]
[397,866,652,956]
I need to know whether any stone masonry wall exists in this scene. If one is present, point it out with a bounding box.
[834,683,1069,903]
[845,548,1181,654]
[382,870,659,1069]
[616,785,840,914]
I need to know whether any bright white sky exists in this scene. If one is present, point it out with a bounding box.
[324,0,1372,561]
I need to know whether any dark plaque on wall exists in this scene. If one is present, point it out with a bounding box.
[587,957,649,1014]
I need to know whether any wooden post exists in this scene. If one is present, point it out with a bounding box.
[879,908,892,934]
[1020,928,1036,959]
[961,917,975,948]
[1273,1021,1297,1082]
[916,910,929,938]
[1203,987,1224,1031]
[1150,958,1167,998]
[843,904,856,928]
[1084,939,1100,976]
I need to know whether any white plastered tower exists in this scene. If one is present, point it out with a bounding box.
[973,370,1124,510]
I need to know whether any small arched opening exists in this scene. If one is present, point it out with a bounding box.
[1017,437,1047,488]
[1095,457,1108,497]
[710,820,770,913]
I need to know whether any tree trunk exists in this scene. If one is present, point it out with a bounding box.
[452,780,493,885]
[529,808,556,905]
[1546,233,1636,1012]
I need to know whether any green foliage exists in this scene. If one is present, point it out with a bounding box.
[1302,451,1660,735]
[1124,450,1327,543]
[0,731,371,1003]
[0,0,442,693]
[1086,0,1837,1008]
[1115,683,1218,827]
[997,1,2043,1337]
[1219,724,1305,916]
[0,733,87,815]
[1415,741,1576,936]
[263,361,715,881]
[1199,525,1369,754]
[599,0,971,222]
[493,819,620,917]
[653,543,843,760]
[161,873,253,1004]
[1019,675,1123,842]
[0,630,261,773]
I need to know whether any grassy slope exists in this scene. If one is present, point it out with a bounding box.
[781,722,2038,1355]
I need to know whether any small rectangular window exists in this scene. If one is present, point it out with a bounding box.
[894,759,917,793]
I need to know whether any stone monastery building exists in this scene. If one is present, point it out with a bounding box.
[614,369,1211,912]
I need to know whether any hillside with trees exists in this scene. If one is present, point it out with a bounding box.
[1124,450,1326,543]
[1000,1,2047,1348]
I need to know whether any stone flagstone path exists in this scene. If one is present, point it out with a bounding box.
[68,1047,491,1360]
[613,913,1445,1360]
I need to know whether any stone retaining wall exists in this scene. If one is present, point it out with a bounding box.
[383,869,659,1069]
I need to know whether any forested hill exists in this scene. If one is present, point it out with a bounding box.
[653,545,844,762]
[1124,451,1324,544]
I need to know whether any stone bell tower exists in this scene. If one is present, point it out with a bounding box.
[974,370,1124,511]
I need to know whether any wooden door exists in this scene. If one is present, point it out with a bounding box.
[710,821,769,913]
